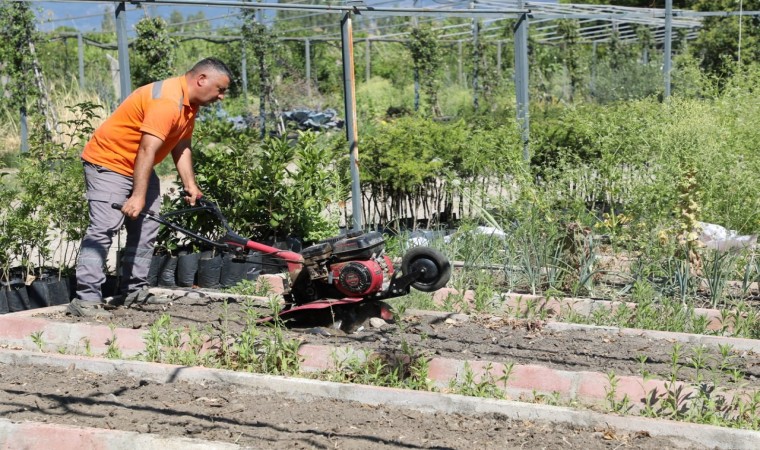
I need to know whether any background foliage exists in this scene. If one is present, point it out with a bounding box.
[2,1,760,275]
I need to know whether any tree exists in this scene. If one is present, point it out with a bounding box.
[168,10,184,33]
[0,1,40,130]
[101,6,115,33]
[242,10,281,137]
[692,0,760,77]
[408,26,443,116]
[131,17,176,88]
[187,11,210,32]
[556,19,582,102]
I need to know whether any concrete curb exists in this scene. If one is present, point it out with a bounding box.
[545,321,760,353]
[299,342,738,408]
[1,349,758,450]
[0,418,241,450]
[432,289,741,332]
[497,292,731,332]
[1,306,758,408]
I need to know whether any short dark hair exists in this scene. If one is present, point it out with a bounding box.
[188,57,233,81]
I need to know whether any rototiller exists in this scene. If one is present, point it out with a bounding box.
[114,195,451,329]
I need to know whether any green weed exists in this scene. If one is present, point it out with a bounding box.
[30,330,44,352]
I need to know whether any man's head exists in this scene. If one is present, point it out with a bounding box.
[186,58,232,107]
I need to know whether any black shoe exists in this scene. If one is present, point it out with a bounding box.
[122,288,172,308]
[66,299,113,318]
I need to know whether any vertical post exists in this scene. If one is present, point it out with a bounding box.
[497,40,502,80]
[472,11,479,111]
[365,38,371,83]
[20,106,28,153]
[414,68,420,111]
[457,40,463,86]
[590,41,597,97]
[241,40,248,103]
[663,0,672,100]
[305,38,312,98]
[115,2,131,102]
[514,3,530,162]
[77,32,85,89]
[341,13,362,231]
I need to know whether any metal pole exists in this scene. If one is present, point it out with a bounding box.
[497,40,502,80]
[77,32,85,89]
[591,41,597,98]
[241,40,248,103]
[514,3,530,161]
[472,13,479,110]
[664,0,673,99]
[457,40,463,86]
[20,106,28,153]
[414,68,419,111]
[341,12,362,231]
[115,2,131,101]
[305,38,312,98]
[365,38,371,83]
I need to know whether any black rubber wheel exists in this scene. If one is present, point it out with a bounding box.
[401,247,452,292]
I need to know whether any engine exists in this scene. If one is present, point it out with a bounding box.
[290,231,394,303]
[331,256,394,297]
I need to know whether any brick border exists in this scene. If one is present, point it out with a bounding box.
[0,418,240,449]
[1,303,758,410]
[1,349,758,450]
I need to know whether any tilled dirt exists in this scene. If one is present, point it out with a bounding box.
[39,294,760,386]
[0,362,697,449]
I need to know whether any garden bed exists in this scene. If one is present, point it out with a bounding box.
[0,357,690,450]
[34,292,760,391]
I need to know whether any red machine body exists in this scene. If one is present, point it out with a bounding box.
[129,196,450,330]
[330,255,394,297]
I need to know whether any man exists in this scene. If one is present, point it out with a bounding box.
[68,57,232,317]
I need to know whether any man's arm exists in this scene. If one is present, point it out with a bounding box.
[171,138,202,205]
[122,133,163,220]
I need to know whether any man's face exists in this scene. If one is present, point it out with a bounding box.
[197,71,230,106]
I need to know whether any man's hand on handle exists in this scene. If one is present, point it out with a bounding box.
[183,185,203,206]
[121,196,146,220]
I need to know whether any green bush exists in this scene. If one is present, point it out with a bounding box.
[190,128,345,243]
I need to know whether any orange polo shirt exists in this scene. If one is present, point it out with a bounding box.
[82,75,198,177]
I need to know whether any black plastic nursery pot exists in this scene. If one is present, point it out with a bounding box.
[0,289,9,314]
[147,254,164,287]
[2,279,31,312]
[197,249,222,289]
[157,254,179,288]
[27,270,70,308]
[243,252,262,282]
[220,253,250,288]
[176,249,200,288]
[260,240,293,275]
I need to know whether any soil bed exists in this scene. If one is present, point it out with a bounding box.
[0,362,694,449]
[38,295,760,386]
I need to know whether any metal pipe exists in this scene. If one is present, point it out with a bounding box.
[115,2,131,101]
[305,38,311,98]
[365,38,371,83]
[472,12,479,111]
[70,0,526,18]
[664,0,672,99]
[341,12,362,231]
[20,106,28,153]
[590,41,597,97]
[497,40,502,79]
[457,40,463,86]
[514,2,530,162]
[77,32,85,89]
[241,40,248,103]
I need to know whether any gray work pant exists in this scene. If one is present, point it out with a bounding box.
[76,161,161,301]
